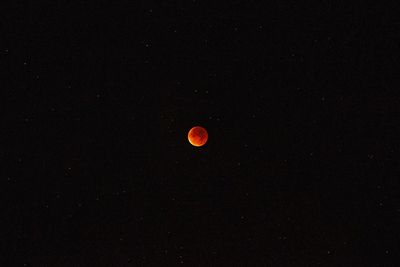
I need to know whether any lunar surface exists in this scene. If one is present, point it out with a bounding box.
[188,126,208,147]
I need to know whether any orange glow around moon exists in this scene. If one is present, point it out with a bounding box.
[188,126,208,147]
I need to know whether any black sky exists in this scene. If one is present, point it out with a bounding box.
[2,1,399,266]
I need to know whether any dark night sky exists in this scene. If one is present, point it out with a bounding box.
[2,1,399,266]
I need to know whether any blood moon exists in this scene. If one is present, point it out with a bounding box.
[188,126,208,147]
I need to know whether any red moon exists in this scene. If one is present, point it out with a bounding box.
[188,126,208,147]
